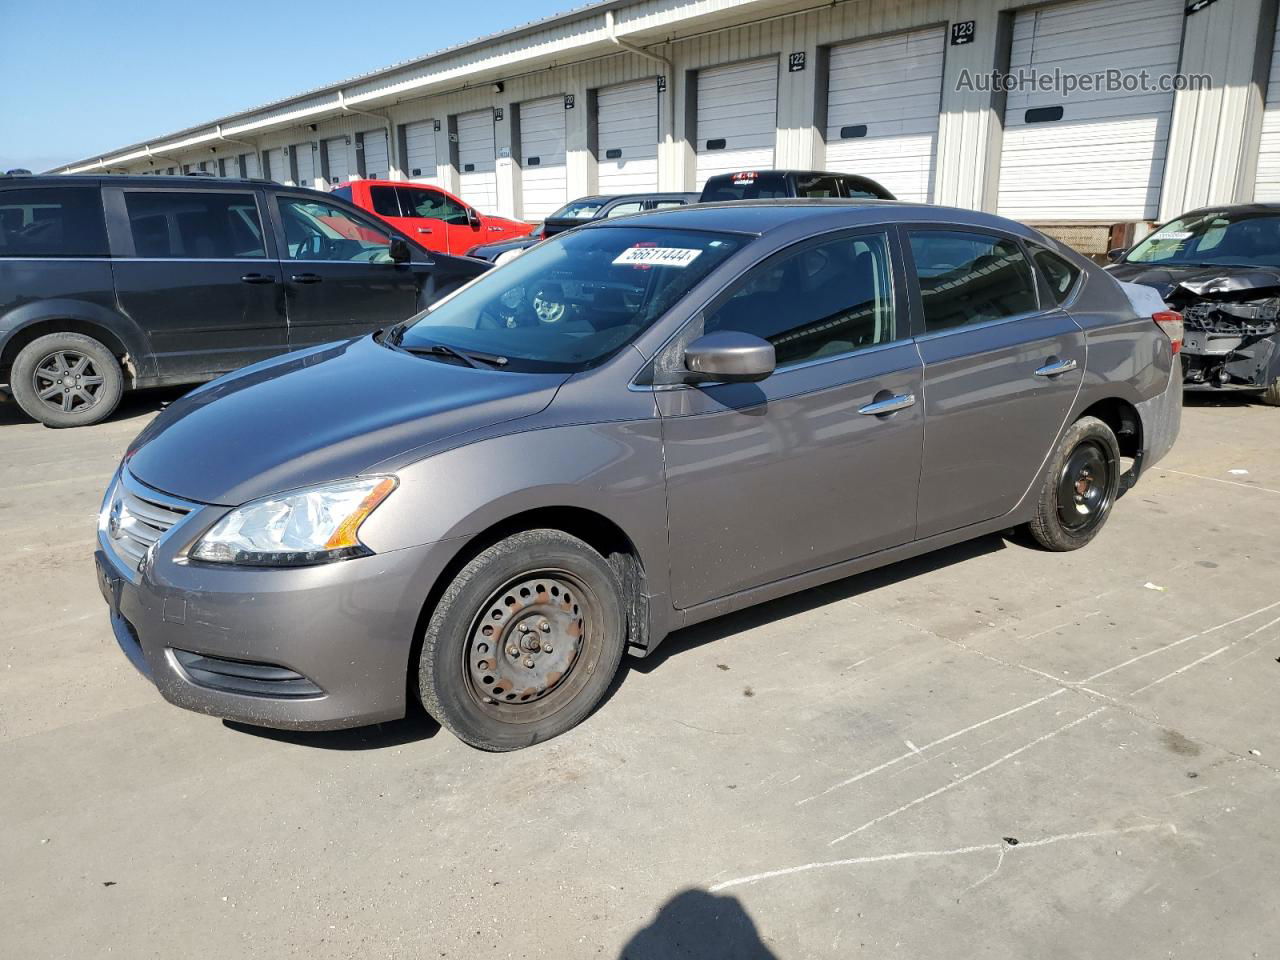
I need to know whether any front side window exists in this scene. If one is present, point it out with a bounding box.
[604,201,645,218]
[549,198,607,221]
[908,230,1039,333]
[398,187,468,224]
[276,197,391,262]
[794,175,842,199]
[0,187,108,257]
[369,186,402,217]
[393,226,745,372]
[1124,211,1280,268]
[124,191,265,259]
[839,176,891,200]
[705,232,896,367]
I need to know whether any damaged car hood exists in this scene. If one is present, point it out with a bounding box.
[1107,262,1280,303]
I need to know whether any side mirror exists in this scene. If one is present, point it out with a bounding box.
[684,331,775,383]
[389,237,412,263]
[467,208,482,229]
[1106,248,1126,263]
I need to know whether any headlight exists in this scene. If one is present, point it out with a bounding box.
[190,477,397,567]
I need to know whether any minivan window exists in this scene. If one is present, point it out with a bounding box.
[707,232,895,367]
[0,187,108,257]
[124,191,266,259]
[277,197,392,262]
[393,226,746,372]
[370,186,402,218]
[908,230,1039,333]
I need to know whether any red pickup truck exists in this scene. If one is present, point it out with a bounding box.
[334,180,532,256]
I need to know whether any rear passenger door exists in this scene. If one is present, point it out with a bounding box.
[107,186,286,379]
[906,228,1085,539]
[659,230,924,608]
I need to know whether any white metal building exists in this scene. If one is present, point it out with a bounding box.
[55,0,1280,252]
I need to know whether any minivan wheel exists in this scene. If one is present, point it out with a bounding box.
[1025,416,1121,552]
[11,332,123,428]
[418,529,625,751]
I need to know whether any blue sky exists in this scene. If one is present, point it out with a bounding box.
[0,0,576,172]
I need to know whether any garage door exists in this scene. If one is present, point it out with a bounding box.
[1256,17,1280,200]
[294,143,316,187]
[997,0,1184,222]
[520,96,568,221]
[597,79,659,195]
[825,27,944,203]
[404,120,438,183]
[323,137,349,186]
[265,147,287,184]
[457,109,498,214]
[361,129,389,180]
[695,58,777,187]
[242,152,260,179]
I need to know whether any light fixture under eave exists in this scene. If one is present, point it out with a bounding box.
[492,81,505,94]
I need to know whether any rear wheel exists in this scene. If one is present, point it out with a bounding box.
[11,332,123,428]
[418,529,625,751]
[1025,416,1121,552]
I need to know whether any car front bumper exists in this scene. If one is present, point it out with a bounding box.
[96,519,458,731]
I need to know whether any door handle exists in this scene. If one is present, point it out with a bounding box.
[1034,358,1078,378]
[858,393,916,416]
[290,273,323,284]
[417,228,432,234]
[240,272,275,284]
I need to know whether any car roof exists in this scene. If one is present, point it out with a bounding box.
[0,174,277,189]
[578,198,1044,239]
[1169,202,1280,218]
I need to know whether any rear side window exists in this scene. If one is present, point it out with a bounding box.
[369,186,402,217]
[840,176,890,200]
[0,187,108,257]
[1030,245,1082,305]
[908,230,1039,333]
[124,191,266,259]
[794,174,842,198]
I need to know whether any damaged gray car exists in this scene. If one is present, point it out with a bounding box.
[1109,205,1280,404]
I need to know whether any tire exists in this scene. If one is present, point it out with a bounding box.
[418,529,626,751]
[1263,376,1280,407]
[10,332,123,428]
[1025,416,1122,552]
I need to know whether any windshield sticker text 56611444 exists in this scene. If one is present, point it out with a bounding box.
[613,247,704,268]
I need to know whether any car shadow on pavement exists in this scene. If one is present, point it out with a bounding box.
[223,703,440,751]
[1181,390,1265,409]
[0,385,189,427]
[621,531,1009,681]
[618,888,778,959]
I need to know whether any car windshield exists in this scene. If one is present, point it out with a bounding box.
[550,199,607,220]
[392,226,746,372]
[1125,211,1280,268]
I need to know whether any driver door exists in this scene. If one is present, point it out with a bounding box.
[272,193,420,347]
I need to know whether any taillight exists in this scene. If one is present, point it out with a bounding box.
[1153,310,1183,355]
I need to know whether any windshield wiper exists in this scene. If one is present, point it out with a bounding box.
[400,341,509,369]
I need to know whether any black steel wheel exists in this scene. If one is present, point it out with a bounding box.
[1025,416,1121,552]
[418,529,625,751]
[11,332,123,428]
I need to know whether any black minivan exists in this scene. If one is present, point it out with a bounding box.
[0,175,488,427]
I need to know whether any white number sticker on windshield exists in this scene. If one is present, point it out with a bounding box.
[613,247,703,268]
[1151,231,1193,241]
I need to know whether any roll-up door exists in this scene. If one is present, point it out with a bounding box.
[1256,16,1280,201]
[597,79,659,195]
[294,143,316,187]
[457,109,498,214]
[997,0,1184,222]
[361,129,389,180]
[323,137,350,186]
[695,58,777,187]
[520,96,568,220]
[404,120,438,183]
[265,147,288,184]
[824,27,944,203]
[242,152,260,179]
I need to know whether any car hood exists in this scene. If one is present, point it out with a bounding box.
[1107,262,1280,302]
[126,336,568,506]
[468,236,540,260]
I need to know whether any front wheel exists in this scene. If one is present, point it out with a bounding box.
[1024,416,1121,552]
[418,530,625,751]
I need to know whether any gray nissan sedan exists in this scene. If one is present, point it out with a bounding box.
[96,201,1182,751]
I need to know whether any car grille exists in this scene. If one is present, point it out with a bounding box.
[104,472,195,574]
